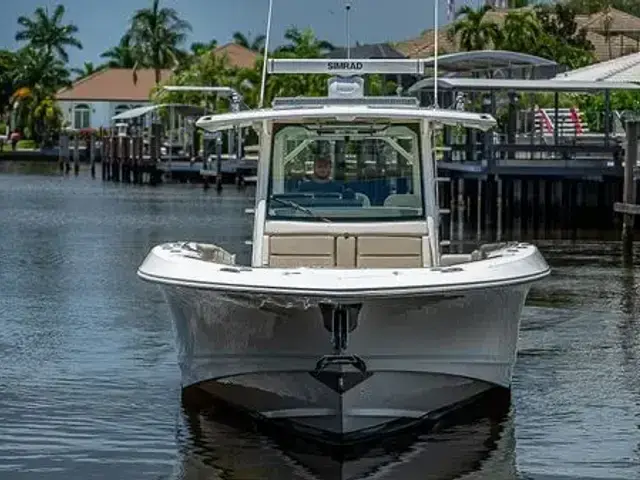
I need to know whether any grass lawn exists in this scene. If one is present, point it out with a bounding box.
[0,139,38,152]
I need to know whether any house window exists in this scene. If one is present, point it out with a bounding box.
[114,104,130,117]
[73,104,91,129]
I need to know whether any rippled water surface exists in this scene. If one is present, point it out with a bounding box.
[0,164,639,479]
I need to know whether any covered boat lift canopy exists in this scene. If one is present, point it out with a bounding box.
[407,77,640,94]
[111,103,209,121]
[406,76,640,170]
[552,51,640,83]
[419,50,558,77]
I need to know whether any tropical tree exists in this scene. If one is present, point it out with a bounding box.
[101,33,139,68]
[15,5,82,63]
[190,39,218,56]
[71,61,103,79]
[506,0,530,7]
[532,3,595,68]
[232,32,266,52]
[154,27,347,112]
[448,5,502,51]
[128,0,192,83]
[0,50,17,117]
[498,10,543,55]
[9,47,69,141]
[275,27,334,56]
[151,54,236,110]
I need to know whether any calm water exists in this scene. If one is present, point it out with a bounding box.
[0,163,639,480]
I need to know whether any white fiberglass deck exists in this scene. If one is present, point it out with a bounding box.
[138,242,549,297]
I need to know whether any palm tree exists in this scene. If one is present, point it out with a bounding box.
[190,39,218,56]
[275,27,335,56]
[15,5,82,63]
[448,5,502,51]
[71,62,103,79]
[0,50,17,117]
[11,47,70,93]
[499,10,543,55]
[128,0,192,83]
[232,32,266,52]
[151,53,234,110]
[10,47,70,142]
[101,33,139,68]
[507,0,531,7]
[268,28,336,101]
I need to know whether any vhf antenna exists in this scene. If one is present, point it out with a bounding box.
[258,0,274,109]
[345,1,352,59]
[433,0,439,107]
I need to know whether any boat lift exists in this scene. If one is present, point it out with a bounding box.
[111,86,247,181]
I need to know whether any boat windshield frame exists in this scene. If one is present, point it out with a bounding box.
[265,120,427,223]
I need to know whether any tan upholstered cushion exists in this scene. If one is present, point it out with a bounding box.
[357,236,422,256]
[269,235,334,255]
[356,236,422,268]
[268,235,335,268]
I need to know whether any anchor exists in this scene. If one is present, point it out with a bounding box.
[309,303,373,394]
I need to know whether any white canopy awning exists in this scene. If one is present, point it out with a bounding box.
[111,103,208,121]
[553,51,640,83]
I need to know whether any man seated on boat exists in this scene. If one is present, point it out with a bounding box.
[297,156,344,194]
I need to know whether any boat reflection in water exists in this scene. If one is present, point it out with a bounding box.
[169,388,516,480]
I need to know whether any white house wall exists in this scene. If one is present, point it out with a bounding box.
[58,100,151,129]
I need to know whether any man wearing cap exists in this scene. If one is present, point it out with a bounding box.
[297,156,344,193]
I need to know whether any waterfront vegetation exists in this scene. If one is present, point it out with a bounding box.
[1,0,640,147]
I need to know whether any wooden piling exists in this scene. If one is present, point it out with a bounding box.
[100,133,105,180]
[457,178,464,252]
[449,177,455,247]
[476,178,482,242]
[90,133,96,178]
[496,175,503,242]
[614,117,639,261]
[73,134,80,175]
[59,133,69,174]
[216,134,223,193]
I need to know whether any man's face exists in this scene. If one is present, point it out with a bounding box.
[314,159,332,180]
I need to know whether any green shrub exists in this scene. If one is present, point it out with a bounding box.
[17,139,37,149]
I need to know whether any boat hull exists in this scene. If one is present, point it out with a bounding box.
[160,282,530,440]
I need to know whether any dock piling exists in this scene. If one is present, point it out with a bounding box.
[216,134,223,193]
[73,134,80,175]
[614,117,639,262]
[496,176,503,242]
[89,133,96,178]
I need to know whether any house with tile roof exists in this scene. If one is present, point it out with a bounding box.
[576,8,640,61]
[211,42,259,69]
[394,7,640,63]
[55,43,258,130]
[56,68,172,130]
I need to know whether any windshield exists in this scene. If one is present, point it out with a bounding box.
[267,122,424,222]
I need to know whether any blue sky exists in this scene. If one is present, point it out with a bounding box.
[0,0,481,69]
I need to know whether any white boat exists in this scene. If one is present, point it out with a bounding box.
[137,58,550,442]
